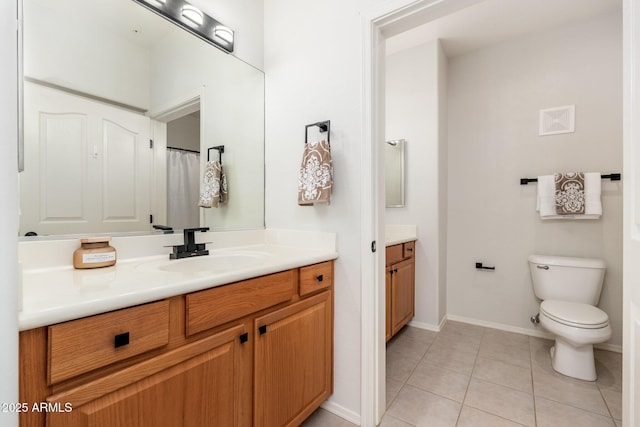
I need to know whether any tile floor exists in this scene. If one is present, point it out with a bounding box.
[303,321,622,427]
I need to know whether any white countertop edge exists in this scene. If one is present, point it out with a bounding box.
[385,236,417,246]
[19,250,339,331]
[384,224,417,246]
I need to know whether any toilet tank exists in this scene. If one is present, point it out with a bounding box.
[528,254,606,305]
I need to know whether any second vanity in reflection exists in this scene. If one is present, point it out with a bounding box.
[18,229,337,427]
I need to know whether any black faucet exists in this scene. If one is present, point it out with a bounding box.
[170,227,210,259]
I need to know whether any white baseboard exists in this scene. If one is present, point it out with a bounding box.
[445,314,622,354]
[320,400,361,425]
[594,342,623,353]
[407,319,442,332]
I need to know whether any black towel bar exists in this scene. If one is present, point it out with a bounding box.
[520,173,621,185]
[305,120,331,144]
[207,145,224,162]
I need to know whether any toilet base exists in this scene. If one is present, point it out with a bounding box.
[550,338,597,381]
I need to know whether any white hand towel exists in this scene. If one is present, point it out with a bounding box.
[536,172,601,220]
[584,172,602,216]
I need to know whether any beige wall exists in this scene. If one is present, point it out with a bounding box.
[446,12,623,346]
[385,40,448,328]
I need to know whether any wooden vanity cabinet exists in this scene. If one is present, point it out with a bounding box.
[254,291,332,427]
[19,261,334,427]
[386,241,415,341]
[46,324,247,427]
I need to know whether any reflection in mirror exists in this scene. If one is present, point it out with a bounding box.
[20,0,264,238]
[385,139,405,208]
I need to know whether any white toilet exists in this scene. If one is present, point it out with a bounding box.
[528,254,611,381]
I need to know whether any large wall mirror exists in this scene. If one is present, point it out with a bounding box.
[20,0,264,238]
[385,139,405,208]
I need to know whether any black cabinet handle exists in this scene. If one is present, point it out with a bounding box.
[114,332,130,348]
[316,274,324,282]
[407,247,413,252]
[258,325,267,335]
[239,332,249,344]
[393,268,398,273]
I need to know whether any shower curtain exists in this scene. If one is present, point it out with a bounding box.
[167,148,200,230]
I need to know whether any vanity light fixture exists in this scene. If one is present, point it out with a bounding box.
[213,26,233,44]
[181,5,204,27]
[134,0,234,53]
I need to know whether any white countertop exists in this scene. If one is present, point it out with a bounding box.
[385,224,418,246]
[19,229,338,331]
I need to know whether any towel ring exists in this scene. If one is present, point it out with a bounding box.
[207,145,224,162]
[305,120,330,145]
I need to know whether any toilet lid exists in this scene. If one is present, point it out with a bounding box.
[540,300,609,329]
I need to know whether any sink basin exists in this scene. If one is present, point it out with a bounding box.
[137,251,271,274]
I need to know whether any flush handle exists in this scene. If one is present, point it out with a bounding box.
[536,265,550,270]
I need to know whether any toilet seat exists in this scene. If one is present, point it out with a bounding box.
[540,300,609,329]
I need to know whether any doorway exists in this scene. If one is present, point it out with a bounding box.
[150,97,201,231]
[362,0,625,425]
[166,111,201,230]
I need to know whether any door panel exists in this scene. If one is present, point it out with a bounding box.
[102,119,149,224]
[39,113,87,222]
[47,333,241,427]
[254,292,332,427]
[21,81,151,235]
[391,258,414,336]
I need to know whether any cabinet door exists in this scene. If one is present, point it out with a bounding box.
[254,291,332,427]
[391,258,415,336]
[46,325,247,427]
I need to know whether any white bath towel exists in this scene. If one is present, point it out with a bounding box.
[536,172,601,219]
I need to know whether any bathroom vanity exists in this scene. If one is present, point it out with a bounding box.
[385,233,416,342]
[385,241,415,341]
[18,230,337,427]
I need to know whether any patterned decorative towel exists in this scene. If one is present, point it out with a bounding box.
[198,160,228,208]
[298,140,333,205]
[554,172,585,215]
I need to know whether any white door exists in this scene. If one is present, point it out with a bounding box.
[624,0,640,425]
[21,82,151,235]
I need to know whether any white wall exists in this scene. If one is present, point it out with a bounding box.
[446,12,623,345]
[24,0,151,110]
[385,40,448,328]
[168,115,200,152]
[0,0,20,425]
[150,29,265,231]
[24,0,266,111]
[263,0,391,420]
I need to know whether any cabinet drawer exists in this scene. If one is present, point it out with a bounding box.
[186,270,296,336]
[403,241,415,258]
[299,261,333,296]
[386,244,404,266]
[48,300,170,385]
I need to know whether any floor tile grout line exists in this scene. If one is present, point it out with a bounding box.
[595,381,620,423]
[384,331,436,413]
[454,326,486,427]
[529,336,539,427]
